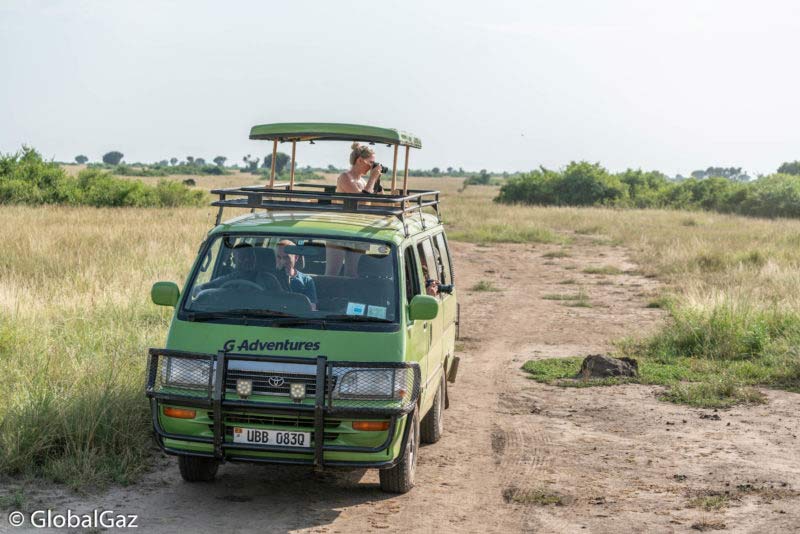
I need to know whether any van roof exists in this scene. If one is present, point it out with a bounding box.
[210,210,441,245]
[249,122,422,149]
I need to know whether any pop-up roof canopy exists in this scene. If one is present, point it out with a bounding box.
[249,122,422,149]
[249,122,422,193]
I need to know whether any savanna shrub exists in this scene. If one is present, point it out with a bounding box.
[0,147,206,208]
[495,160,800,219]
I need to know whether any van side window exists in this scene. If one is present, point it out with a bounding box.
[403,246,420,304]
[432,233,451,285]
[416,239,437,286]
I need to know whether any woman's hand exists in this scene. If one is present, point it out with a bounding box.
[368,164,382,182]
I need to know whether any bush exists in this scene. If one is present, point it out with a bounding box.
[495,160,800,219]
[110,163,226,177]
[496,162,626,206]
[0,147,206,208]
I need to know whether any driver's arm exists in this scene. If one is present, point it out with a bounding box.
[198,272,233,291]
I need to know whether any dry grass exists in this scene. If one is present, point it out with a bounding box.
[0,206,211,486]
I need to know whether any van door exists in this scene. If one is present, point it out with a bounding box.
[403,245,428,393]
[417,238,444,401]
[432,232,457,377]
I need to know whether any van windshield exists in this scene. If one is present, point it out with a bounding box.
[181,234,398,324]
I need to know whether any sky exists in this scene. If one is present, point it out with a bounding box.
[2,0,800,176]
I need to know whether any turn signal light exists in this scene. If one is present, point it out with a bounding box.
[163,407,196,419]
[352,421,390,431]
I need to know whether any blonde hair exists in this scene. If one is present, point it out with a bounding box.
[349,142,374,165]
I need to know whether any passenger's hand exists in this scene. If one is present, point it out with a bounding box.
[368,165,382,181]
[426,279,439,297]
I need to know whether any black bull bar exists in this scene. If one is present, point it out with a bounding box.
[145,348,421,468]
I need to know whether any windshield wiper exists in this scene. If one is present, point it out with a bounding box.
[185,309,300,321]
[323,314,394,323]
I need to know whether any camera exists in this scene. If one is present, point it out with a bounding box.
[372,162,391,175]
[425,279,454,294]
[370,162,387,193]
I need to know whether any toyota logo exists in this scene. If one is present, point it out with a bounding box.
[268,376,285,387]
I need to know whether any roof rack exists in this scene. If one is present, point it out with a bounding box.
[210,183,441,236]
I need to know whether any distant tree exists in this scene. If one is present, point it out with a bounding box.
[74,155,88,164]
[263,152,291,174]
[431,167,440,175]
[186,156,195,165]
[213,156,227,167]
[446,166,454,174]
[158,160,169,166]
[243,155,260,173]
[778,161,800,175]
[170,157,178,166]
[102,151,124,165]
[195,158,206,166]
[327,164,337,172]
[692,166,749,182]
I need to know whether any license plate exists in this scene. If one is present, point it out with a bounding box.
[232,427,310,447]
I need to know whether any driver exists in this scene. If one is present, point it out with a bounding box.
[198,243,280,292]
[276,239,318,310]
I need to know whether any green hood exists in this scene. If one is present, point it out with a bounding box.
[164,318,404,362]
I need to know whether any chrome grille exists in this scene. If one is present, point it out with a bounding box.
[225,369,336,397]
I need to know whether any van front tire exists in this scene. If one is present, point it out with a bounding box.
[420,374,445,444]
[178,455,219,482]
[379,409,419,494]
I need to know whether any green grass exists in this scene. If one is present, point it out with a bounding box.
[0,206,201,489]
[471,280,500,292]
[502,487,564,506]
[0,306,157,488]
[0,490,25,511]
[582,265,624,275]
[448,223,565,244]
[646,295,673,309]
[542,249,571,259]
[688,493,730,511]
[523,354,775,408]
[542,289,592,307]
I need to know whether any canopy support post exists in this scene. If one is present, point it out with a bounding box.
[391,144,399,193]
[269,140,278,188]
[289,140,297,190]
[402,145,410,196]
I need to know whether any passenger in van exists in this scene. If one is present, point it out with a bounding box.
[276,239,318,310]
[198,243,280,292]
[325,142,383,276]
[421,264,439,298]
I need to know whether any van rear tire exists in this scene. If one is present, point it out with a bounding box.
[178,455,219,482]
[379,409,419,494]
[420,374,445,444]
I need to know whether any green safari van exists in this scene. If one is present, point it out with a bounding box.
[146,124,459,493]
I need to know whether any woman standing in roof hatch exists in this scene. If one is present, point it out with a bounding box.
[325,142,384,276]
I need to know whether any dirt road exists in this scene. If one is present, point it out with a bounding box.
[23,240,800,533]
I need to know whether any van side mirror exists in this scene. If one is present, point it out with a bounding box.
[151,281,180,307]
[408,295,439,321]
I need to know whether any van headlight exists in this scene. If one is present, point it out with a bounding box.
[334,368,409,400]
[162,357,213,389]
